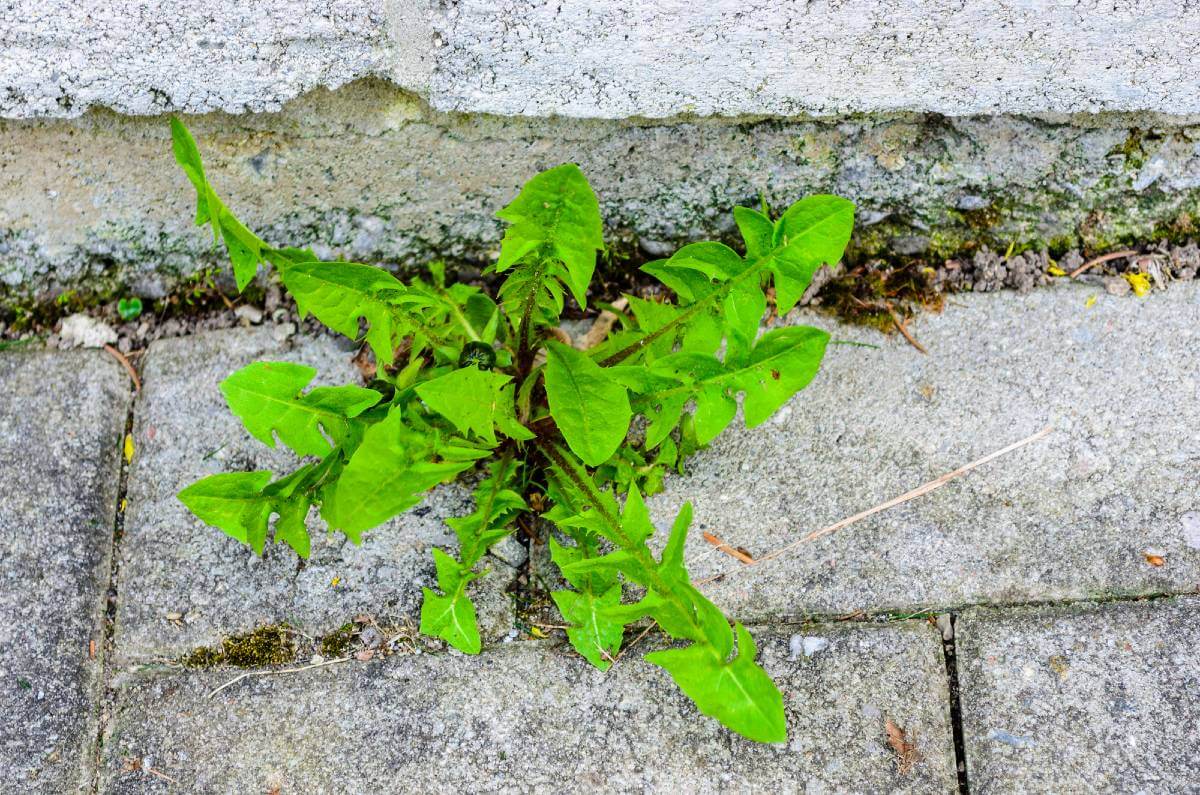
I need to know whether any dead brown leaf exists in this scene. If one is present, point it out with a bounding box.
[885,718,920,775]
[1143,552,1165,567]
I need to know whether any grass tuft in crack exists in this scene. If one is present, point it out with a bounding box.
[166,117,854,743]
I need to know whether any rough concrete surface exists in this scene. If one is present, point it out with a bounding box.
[4,1,1200,120]
[0,350,129,791]
[3,81,1199,299]
[432,1,1200,119]
[649,282,1200,619]
[100,622,955,793]
[0,0,405,118]
[115,325,515,664]
[956,597,1200,793]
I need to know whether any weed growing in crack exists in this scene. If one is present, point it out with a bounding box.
[168,118,854,743]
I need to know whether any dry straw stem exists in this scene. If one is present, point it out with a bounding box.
[696,426,1054,586]
[207,655,353,699]
[1069,249,1136,278]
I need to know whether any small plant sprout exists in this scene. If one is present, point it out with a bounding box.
[169,118,854,743]
[118,297,143,321]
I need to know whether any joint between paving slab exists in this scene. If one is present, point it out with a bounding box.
[940,613,971,794]
[89,364,141,794]
[754,588,1197,630]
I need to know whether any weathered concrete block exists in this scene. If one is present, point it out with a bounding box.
[100,622,956,792]
[2,82,1198,299]
[956,597,1200,792]
[4,1,1199,120]
[115,326,516,664]
[0,350,129,790]
[432,1,1200,119]
[649,282,1200,619]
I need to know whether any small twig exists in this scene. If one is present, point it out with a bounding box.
[145,767,180,785]
[613,621,658,665]
[124,757,180,786]
[696,426,1054,586]
[102,344,141,393]
[887,307,927,354]
[1069,249,1136,279]
[701,531,756,564]
[207,656,353,699]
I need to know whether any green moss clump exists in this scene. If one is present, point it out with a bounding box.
[179,624,296,669]
[318,623,358,657]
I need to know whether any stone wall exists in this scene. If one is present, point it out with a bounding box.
[2,1,1199,300]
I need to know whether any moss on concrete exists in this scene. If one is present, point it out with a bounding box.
[179,624,297,669]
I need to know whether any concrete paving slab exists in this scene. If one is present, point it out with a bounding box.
[115,326,516,665]
[99,621,955,793]
[0,350,129,791]
[650,283,1200,619]
[956,597,1200,793]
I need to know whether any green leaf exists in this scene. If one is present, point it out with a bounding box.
[543,341,631,466]
[219,361,381,458]
[659,501,693,579]
[645,624,786,744]
[415,366,532,445]
[558,549,643,581]
[603,195,852,370]
[169,117,209,217]
[730,326,829,426]
[495,163,604,307]
[446,456,526,567]
[280,261,421,365]
[543,442,786,743]
[630,325,829,445]
[420,549,481,654]
[325,408,488,541]
[768,195,855,312]
[733,205,774,260]
[177,471,274,553]
[497,257,564,343]
[170,117,265,291]
[551,585,624,671]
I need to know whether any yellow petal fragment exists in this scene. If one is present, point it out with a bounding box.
[1124,272,1151,297]
[123,434,135,463]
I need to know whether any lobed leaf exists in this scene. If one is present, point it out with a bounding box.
[177,471,274,553]
[550,585,624,671]
[543,445,787,743]
[415,366,533,445]
[645,624,786,744]
[219,361,381,458]
[323,408,489,541]
[495,163,604,308]
[281,261,429,366]
[420,548,482,654]
[421,456,525,654]
[170,118,265,291]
